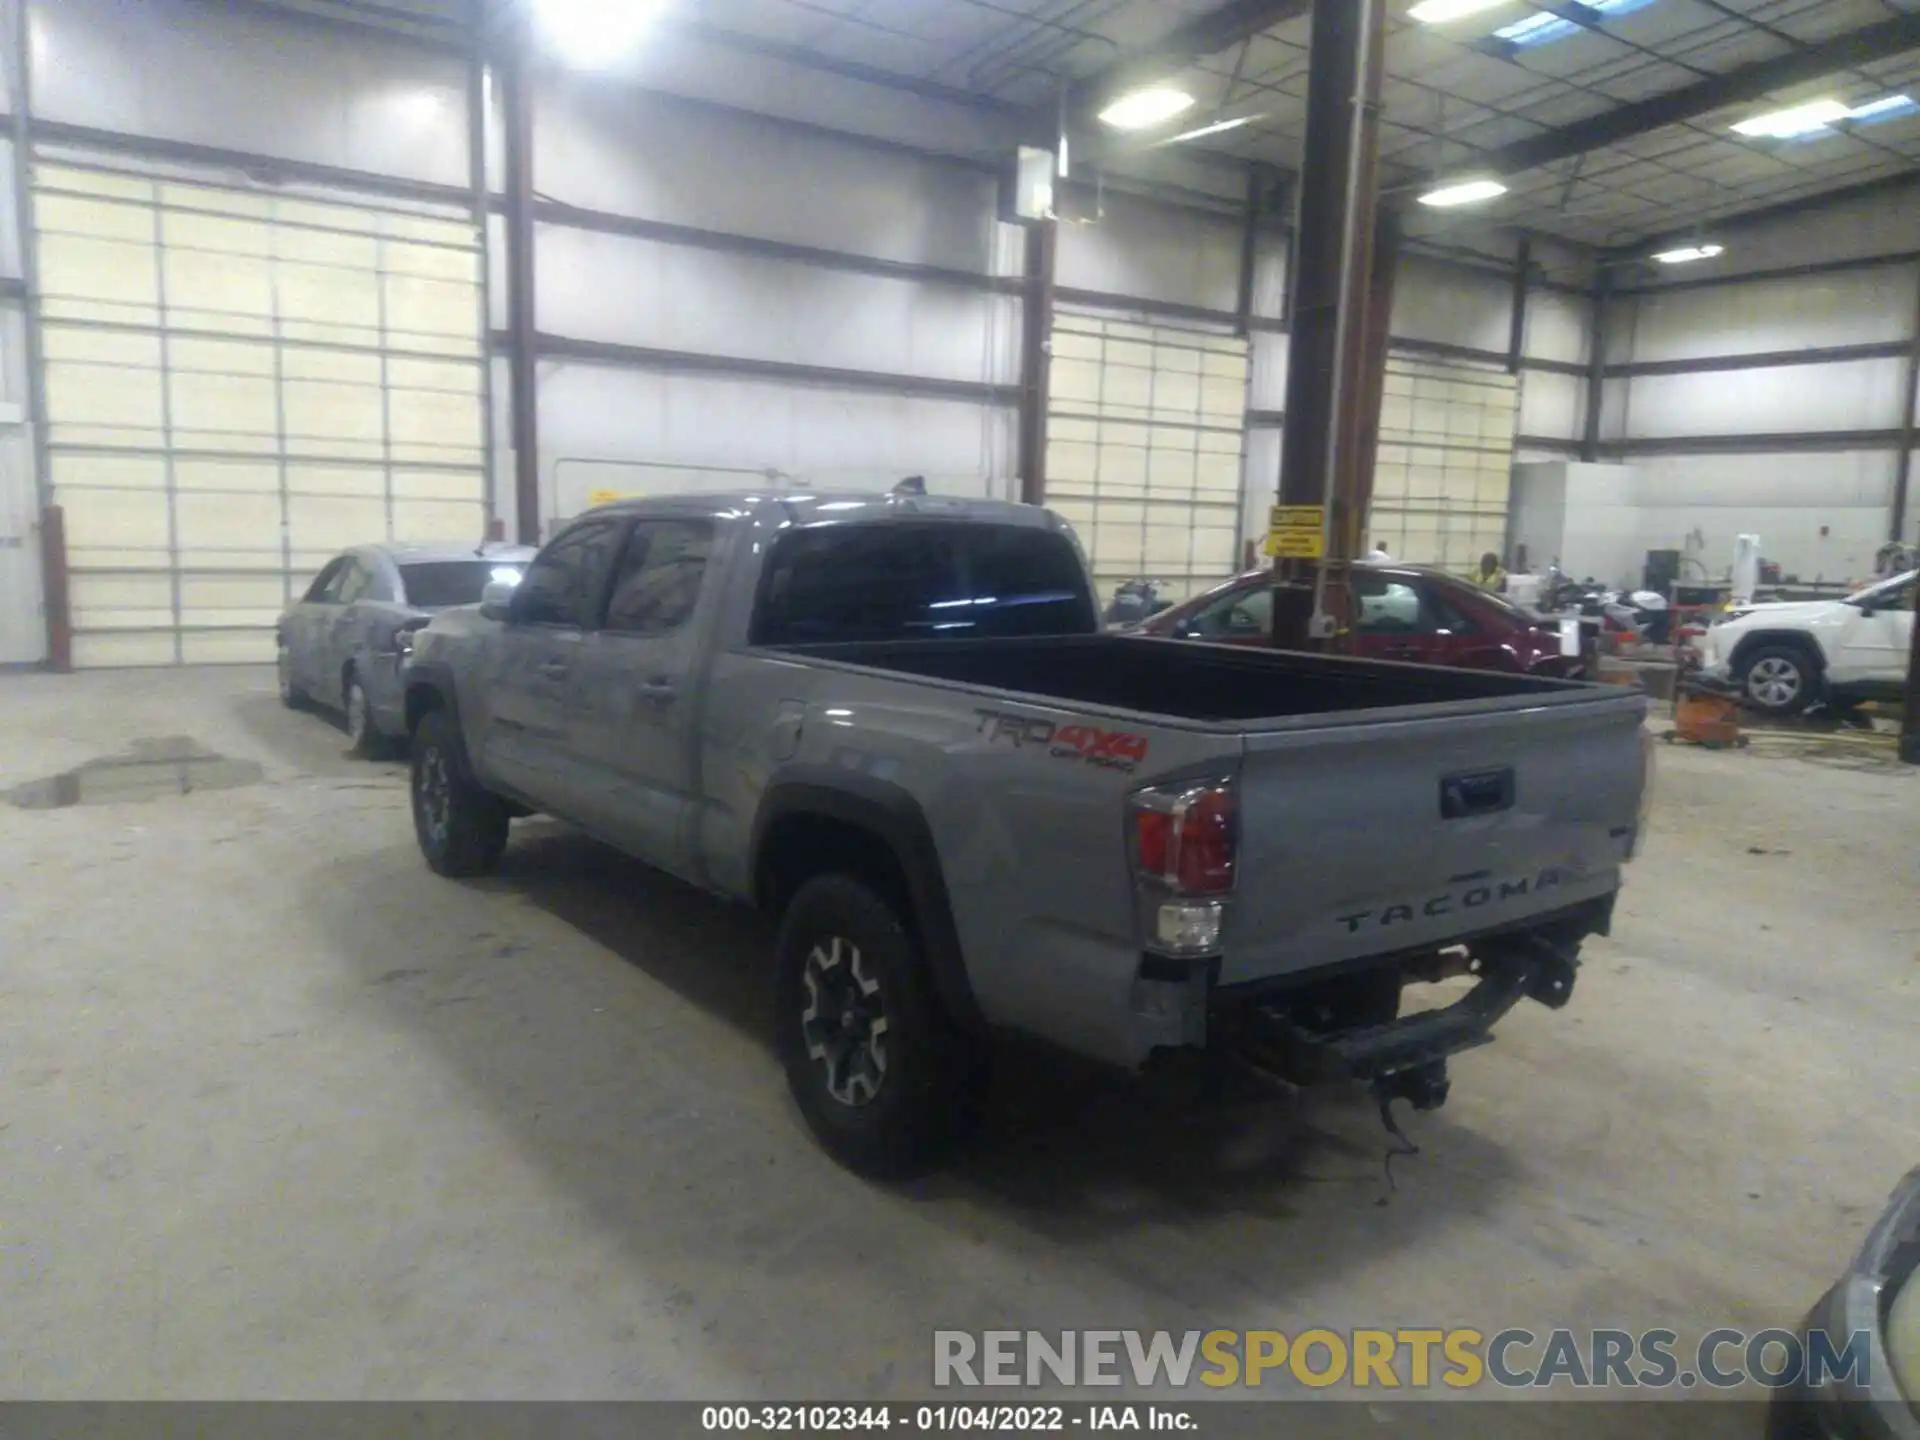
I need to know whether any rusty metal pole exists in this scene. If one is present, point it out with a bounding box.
[1272,0,1385,648]
[499,25,542,545]
[1018,217,1058,506]
[39,505,70,673]
[1344,208,1403,567]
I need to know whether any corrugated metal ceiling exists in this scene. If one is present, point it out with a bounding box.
[258,0,1920,249]
[689,0,1920,248]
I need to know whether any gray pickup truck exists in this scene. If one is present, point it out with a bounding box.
[401,490,1650,1176]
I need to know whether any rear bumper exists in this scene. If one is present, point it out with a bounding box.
[1071,894,1615,1072]
[1218,925,1581,1088]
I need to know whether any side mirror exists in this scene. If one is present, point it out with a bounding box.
[479,580,517,622]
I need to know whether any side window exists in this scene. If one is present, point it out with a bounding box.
[1423,585,1477,634]
[1190,584,1272,639]
[1354,577,1432,634]
[304,558,347,603]
[603,521,714,636]
[335,559,372,605]
[514,520,625,628]
[358,563,396,604]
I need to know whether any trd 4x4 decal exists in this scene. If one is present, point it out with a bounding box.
[973,709,1149,773]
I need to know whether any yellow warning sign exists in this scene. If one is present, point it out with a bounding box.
[1264,504,1325,559]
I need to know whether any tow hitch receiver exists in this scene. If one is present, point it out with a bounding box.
[1227,934,1581,1100]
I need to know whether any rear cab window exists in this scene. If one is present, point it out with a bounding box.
[751,521,1096,645]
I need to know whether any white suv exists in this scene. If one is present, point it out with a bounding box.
[1696,568,1915,716]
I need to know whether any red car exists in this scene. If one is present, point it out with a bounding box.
[1136,563,1585,677]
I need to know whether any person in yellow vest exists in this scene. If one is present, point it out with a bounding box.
[1474,551,1509,593]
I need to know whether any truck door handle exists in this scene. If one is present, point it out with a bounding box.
[638,677,678,704]
[537,659,571,680]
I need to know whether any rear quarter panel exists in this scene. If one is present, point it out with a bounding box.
[697,652,1236,1063]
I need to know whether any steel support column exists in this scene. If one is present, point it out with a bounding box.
[1890,260,1920,544]
[1273,0,1385,646]
[1017,217,1057,506]
[9,1,48,512]
[38,504,68,673]
[1507,237,1532,376]
[467,23,500,540]
[1581,268,1612,463]
[499,35,541,545]
[1235,167,1269,338]
[1345,209,1403,564]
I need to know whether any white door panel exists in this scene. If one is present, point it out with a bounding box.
[34,158,486,666]
[1831,602,1913,685]
[1370,355,1518,575]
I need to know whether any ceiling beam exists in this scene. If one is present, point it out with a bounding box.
[1611,168,1920,257]
[1068,0,1313,122]
[1480,11,1920,178]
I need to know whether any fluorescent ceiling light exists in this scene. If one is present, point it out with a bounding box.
[1731,97,1850,139]
[1652,243,1724,264]
[1744,93,1919,141]
[535,0,669,70]
[1495,0,1660,48]
[1847,93,1917,124]
[1159,113,1265,144]
[1409,0,1512,22]
[1098,87,1196,130]
[1418,177,1508,207]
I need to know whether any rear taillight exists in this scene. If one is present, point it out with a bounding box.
[1130,782,1236,896]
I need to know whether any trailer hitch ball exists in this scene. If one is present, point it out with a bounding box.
[1374,1059,1450,1113]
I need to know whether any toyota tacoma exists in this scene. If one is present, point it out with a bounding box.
[401,491,1651,1176]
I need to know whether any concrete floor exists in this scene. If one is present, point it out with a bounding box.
[0,667,1914,1422]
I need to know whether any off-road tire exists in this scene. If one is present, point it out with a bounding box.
[774,874,987,1178]
[410,708,510,877]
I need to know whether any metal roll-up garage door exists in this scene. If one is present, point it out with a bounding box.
[1044,312,1249,606]
[1369,354,1517,573]
[32,159,487,667]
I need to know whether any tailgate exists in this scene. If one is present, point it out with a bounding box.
[1219,691,1647,985]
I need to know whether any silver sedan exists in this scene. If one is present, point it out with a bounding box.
[275,542,534,755]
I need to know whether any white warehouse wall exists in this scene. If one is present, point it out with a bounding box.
[1615,359,1908,441]
[1054,191,1244,314]
[1603,203,1920,580]
[525,68,1024,520]
[32,0,471,189]
[1629,451,1897,585]
[13,0,1599,610]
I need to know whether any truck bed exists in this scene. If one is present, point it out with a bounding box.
[770,632,1578,724]
[761,630,1647,1005]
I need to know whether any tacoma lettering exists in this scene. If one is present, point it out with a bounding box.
[1337,869,1569,934]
